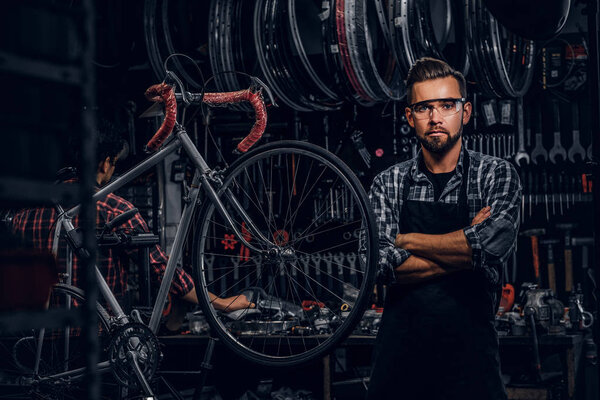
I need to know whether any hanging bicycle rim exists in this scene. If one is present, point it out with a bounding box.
[323,0,405,105]
[144,0,211,88]
[253,0,342,111]
[464,0,535,97]
[389,0,469,77]
[208,0,261,111]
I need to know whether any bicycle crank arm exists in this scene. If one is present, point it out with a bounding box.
[127,351,156,398]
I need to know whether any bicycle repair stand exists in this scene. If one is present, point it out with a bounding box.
[193,335,218,400]
[152,335,219,400]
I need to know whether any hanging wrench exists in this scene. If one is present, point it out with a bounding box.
[531,107,548,164]
[477,133,483,153]
[290,256,298,288]
[323,252,334,293]
[334,252,346,293]
[252,254,263,288]
[514,98,530,166]
[310,253,323,297]
[346,252,358,288]
[204,254,215,284]
[548,100,567,164]
[299,255,312,291]
[279,261,287,298]
[218,257,228,296]
[245,258,252,289]
[568,102,586,163]
[231,256,241,293]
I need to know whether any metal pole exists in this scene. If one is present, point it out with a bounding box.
[586,0,600,391]
[80,0,99,398]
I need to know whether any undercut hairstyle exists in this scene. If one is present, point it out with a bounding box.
[96,119,126,165]
[405,57,467,105]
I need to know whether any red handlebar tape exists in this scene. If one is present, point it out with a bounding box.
[144,83,177,152]
[144,84,267,153]
[203,90,267,153]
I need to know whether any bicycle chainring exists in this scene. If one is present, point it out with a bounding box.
[108,322,161,388]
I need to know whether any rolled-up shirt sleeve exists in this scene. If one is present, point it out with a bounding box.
[368,173,411,284]
[463,161,521,276]
[119,207,195,297]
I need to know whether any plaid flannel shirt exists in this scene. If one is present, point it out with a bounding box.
[11,191,194,300]
[368,146,522,287]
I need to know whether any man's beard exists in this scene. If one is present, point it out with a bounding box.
[417,123,463,154]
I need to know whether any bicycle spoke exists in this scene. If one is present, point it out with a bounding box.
[289,219,361,245]
[193,143,376,365]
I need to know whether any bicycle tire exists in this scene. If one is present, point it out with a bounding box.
[4,284,111,399]
[191,140,377,367]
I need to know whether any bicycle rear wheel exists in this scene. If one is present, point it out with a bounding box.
[192,140,377,366]
[0,284,110,399]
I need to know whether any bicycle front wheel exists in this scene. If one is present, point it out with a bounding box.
[192,140,377,366]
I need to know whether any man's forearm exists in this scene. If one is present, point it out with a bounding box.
[394,255,455,284]
[397,230,472,269]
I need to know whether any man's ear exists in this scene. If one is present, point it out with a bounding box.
[99,156,112,173]
[462,101,472,125]
[405,107,415,128]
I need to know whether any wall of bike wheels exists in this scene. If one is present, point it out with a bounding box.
[1,0,600,399]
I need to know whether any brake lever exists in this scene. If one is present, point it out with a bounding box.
[251,76,278,107]
[165,70,189,106]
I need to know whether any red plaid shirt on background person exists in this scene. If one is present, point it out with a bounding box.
[10,191,194,301]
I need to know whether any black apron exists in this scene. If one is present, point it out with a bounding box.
[367,152,506,400]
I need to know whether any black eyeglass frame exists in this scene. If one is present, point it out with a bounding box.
[407,97,467,110]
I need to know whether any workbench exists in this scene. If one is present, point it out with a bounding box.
[157,333,587,399]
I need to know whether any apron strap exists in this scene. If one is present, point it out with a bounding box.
[402,149,470,211]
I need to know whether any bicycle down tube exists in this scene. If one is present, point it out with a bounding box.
[62,124,273,334]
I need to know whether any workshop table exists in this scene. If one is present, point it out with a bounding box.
[158,333,585,399]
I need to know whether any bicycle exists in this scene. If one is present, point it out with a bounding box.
[4,72,378,399]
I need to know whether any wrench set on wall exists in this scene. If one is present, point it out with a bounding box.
[512,99,593,224]
[203,252,363,302]
[457,89,594,227]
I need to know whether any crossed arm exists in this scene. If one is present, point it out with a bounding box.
[392,206,490,284]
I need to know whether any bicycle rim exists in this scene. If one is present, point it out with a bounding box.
[0,284,110,399]
[192,140,377,366]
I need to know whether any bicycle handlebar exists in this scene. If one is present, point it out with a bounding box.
[144,83,267,153]
[144,83,177,152]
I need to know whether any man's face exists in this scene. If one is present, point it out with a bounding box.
[405,76,472,154]
[98,156,119,186]
[105,158,117,183]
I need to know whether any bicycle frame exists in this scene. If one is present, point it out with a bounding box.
[61,123,271,335]
[34,123,271,388]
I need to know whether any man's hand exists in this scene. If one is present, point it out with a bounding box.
[214,294,255,312]
[471,206,491,226]
[394,233,407,248]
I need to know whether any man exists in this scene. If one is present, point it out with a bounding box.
[11,120,252,330]
[367,58,521,399]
